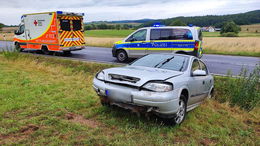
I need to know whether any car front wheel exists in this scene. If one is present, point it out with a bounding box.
[116,50,128,62]
[173,96,187,124]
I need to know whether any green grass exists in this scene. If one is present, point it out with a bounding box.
[0,53,259,145]
[85,29,134,38]
[203,32,260,37]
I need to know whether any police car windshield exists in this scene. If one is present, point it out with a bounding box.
[130,54,188,72]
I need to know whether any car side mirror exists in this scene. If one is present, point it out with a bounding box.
[129,38,136,42]
[192,70,206,76]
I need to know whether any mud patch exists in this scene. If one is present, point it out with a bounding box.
[19,124,39,134]
[0,124,39,145]
[65,113,101,128]
[200,138,215,146]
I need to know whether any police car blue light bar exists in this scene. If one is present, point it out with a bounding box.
[152,22,165,27]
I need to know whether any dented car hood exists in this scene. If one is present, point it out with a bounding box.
[103,66,183,87]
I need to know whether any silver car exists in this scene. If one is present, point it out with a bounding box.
[93,54,214,124]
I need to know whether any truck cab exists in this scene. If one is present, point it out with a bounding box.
[112,26,203,62]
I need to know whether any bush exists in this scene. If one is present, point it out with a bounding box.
[220,32,239,37]
[220,21,241,35]
[215,65,260,111]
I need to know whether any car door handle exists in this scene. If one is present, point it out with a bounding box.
[202,81,205,85]
[141,42,146,44]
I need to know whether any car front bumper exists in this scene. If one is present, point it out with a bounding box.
[93,78,180,117]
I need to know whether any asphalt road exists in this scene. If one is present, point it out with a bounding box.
[1,41,259,76]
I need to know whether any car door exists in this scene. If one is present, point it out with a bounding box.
[187,59,206,105]
[199,60,212,99]
[125,29,148,57]
[147,29,172,54]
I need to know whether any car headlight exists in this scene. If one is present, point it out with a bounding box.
[96,71,105,81]
[142,82,173,92]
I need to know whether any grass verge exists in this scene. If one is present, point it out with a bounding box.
[0,53,259,145]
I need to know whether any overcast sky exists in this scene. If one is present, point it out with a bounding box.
[0,0,259,25]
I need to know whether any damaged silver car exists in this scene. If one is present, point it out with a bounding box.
[93,54,214,124]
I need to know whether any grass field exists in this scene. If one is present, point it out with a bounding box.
[203,32,260,37]
[241,24,260,33]
[203,37,260,56]
[0,53,259,145]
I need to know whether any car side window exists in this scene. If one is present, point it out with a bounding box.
[191,59,200,72]
[126,29,147,42]
[199,61,208,74]
[150,29,193,40]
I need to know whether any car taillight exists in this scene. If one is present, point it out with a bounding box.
[194,41,199,51]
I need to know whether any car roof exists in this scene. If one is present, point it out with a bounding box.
[142,26,200,30]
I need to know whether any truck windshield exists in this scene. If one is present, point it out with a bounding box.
[73,20,82,31]
[60,19,71,31]
[130,54,188,72]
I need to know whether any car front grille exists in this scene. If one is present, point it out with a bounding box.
[109,74,140,83]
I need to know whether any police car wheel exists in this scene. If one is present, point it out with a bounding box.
[116,50,128,62]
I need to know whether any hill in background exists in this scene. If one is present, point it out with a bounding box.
[89,10,260,28]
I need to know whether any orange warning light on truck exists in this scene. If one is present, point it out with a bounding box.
[13,11,85,54]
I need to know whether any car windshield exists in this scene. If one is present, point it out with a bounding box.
[130,54,188,71]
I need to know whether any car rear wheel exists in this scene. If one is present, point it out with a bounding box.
[116,50,128,62]
[173,95,187,125]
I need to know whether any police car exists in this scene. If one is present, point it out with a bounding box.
[112,25,203,62]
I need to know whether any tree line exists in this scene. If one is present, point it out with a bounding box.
[84,23,136,30]
[139,10,260,28]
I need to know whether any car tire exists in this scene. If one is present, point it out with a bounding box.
[173,95,187,125]
[208,88,214,98]
[116,50,128,62]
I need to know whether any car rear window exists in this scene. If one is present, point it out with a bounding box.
[73,20,82,31]
[60,19,71,31]
[150,29,193,40]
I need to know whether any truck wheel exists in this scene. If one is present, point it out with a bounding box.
[63,51,71,56]
[173,95,187,125]
[15,43,23,52]
[116,50,128,62]
[42,46,51,55]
